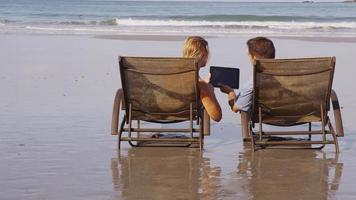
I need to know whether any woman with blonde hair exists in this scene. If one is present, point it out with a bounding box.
[183,36,222,122]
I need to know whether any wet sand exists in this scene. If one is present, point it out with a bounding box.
[1,34,356,200]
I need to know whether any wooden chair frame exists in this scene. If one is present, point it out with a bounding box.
[111,57,210,150]
[246,57,344,152]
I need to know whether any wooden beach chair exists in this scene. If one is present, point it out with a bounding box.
[247,57,344,152]
[111,57,210,150]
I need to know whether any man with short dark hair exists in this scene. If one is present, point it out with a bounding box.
[247,37,275,60]
[219,37,275,141]
[220,37,275,113]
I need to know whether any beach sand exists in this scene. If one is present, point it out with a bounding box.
[1,33,356,200]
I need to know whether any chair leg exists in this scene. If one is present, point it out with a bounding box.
[203,109,210,136]
[199,131,204,151]
[137,120,141,138]
[240,111,250,142]
[190,103,193,139]
[258,107,263,142]
[319,105,326,150]
[128,104,132,138]
[118,117,126,150]
[250,133,255,152]
[199,115,203,151]
[308,122,312,141]
[249,122,255,152]
[328,121,340,153]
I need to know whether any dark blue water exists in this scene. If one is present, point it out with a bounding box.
[1,0,356,36]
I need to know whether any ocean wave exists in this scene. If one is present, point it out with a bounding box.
[0,19,12,25]
[59,18,356,30]
[59,18,120,26]
[89,18,356,30]
[24,26,117,32]
[170,14,356,22]
[60,14,356,23]
[4,24,354,38]
[3,17,356,34]
[2,16,356,30]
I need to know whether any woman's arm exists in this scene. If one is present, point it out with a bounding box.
[199,81,222,122]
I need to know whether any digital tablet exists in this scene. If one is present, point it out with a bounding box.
[209,66,240,89]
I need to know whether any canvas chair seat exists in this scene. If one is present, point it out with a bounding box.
[111,57,210,150]
[246,57,344,152]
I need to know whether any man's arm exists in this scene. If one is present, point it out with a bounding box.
[227,91,239,113]
[220,84,240,113]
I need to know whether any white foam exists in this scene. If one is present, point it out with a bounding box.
[0,19,354,38]
[25,26,117,32]
[113,18,356,30]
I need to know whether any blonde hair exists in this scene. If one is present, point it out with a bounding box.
[182,36,209,63]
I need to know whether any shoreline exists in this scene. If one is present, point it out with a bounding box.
[94,34,356,43]
[273,36,356,43]
[2,32,356,43]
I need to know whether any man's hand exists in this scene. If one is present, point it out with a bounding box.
[218,83,239,113]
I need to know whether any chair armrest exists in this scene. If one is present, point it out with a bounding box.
[331,89,344,137]
[111,89,124,135]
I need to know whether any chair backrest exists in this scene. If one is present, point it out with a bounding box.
[252,57,335,125]
[119,57,200,121]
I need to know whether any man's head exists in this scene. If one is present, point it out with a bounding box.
[247,37,275,62]
[183,36,209,68]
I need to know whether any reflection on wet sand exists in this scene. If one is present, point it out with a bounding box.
[112,148,343,200]
[236,149,343,200]
[111,148,221,200]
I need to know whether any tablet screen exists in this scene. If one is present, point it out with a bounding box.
[209,66,240,89]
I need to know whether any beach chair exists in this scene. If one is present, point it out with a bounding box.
[247,57,344,152]
[111,57,210,150]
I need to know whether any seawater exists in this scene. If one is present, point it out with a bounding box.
[1,0,356,37]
